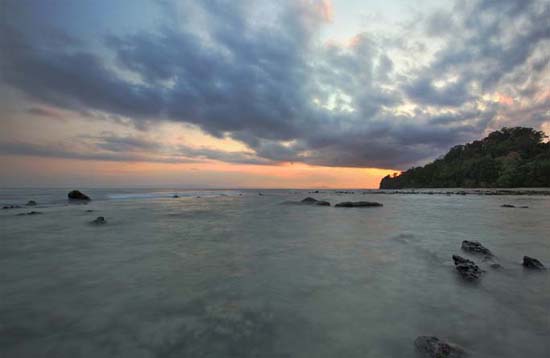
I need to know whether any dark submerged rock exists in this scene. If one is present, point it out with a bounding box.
[501,204,515,208]
[68,190,91,201]
[26,200,37,206]
[301,197,318,204]
[452,255,484,280]
[522,256,545,270]
[461,240,493,257]
[91,216,106,225]
[16,211,42,216]
[3,205,22,209]
[414,336,466,358]
[284,197,331,206]
[334,201,383,207]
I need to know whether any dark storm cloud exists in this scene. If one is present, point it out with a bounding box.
[1,0,549,169]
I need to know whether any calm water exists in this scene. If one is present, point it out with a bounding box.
[1,188,549,357]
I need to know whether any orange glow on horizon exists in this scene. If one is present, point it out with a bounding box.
[0,155,396,189]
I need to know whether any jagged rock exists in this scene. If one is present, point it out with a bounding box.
[461,240,493,257]
[26,200,37,206]
[68,190,91,201]
[414,336,466,358]
[452,255,484,280]
[334,201,383,207]
[91,216,106,225]
[523,256,545,270]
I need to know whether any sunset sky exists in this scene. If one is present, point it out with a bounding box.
[1,0,549,188]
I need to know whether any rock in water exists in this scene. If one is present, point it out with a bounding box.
[3,205,22,209]
[68,190,91,201]
[501,204,515,208]
[461,240,493,257]
[26,200,37,206]
[414,336,466,358]
[452,255,484,280]
[16,211,42,216]
[282,197,331,206]
[335,201,383,207]
[523,256,545,270]
[301,197,318,204]
[91,216,106,225]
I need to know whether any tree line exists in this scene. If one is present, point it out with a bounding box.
[380,127,550,189]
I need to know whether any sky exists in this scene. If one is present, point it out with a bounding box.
[0,0,549,188]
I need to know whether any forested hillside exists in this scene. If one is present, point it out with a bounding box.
[380,127,550,189]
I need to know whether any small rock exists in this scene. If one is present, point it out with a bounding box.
[501,204,515,208]
[2,205,21,209]
[173,194,179,198]
[461,240,493,257]
[91,216,106,225]
[86,209,95,213]
[414,336,466,358]
[519,206,529,209]
[301,197,318,204]
[522,256,545,270]
[16,211,42,216]
[490,263,502,269]
[452,255,484,280]
[283,197,331,206]
[334,201,383,207]
[68,190,91,201]
[26,200,37,206]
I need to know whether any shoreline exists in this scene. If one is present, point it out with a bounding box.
[369,189,550,196]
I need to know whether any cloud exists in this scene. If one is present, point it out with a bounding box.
[0,141,188,163]
[26,106,64,120]
[0,133,273,165]
[1,0,549,170]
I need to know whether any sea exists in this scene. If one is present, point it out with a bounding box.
[1,188,549,357]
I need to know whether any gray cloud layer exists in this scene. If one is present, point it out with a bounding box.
[1,0,549,169]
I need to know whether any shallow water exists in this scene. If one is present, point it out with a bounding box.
[1,188,549,357]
